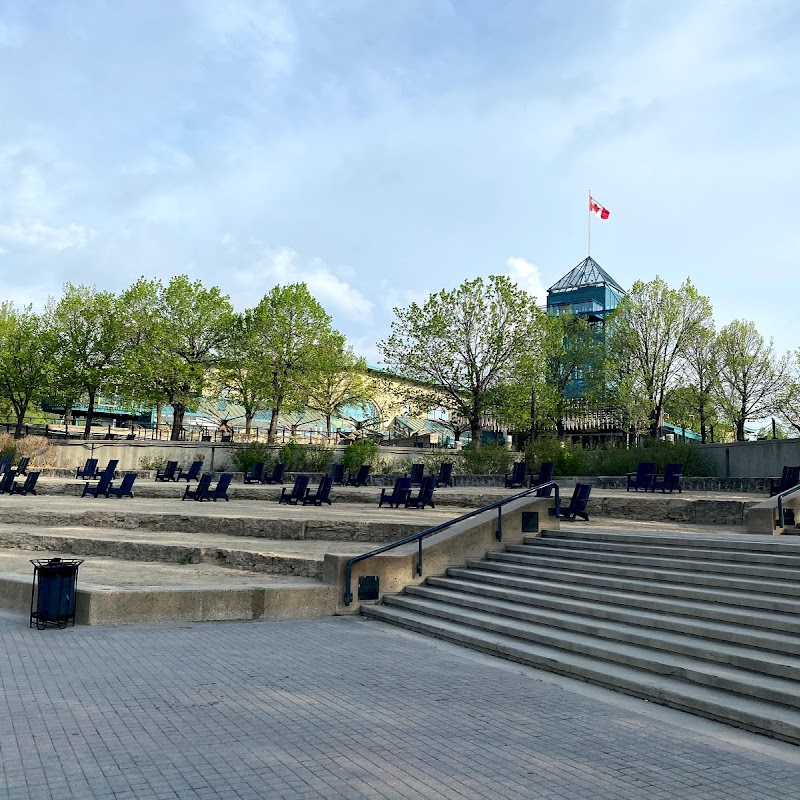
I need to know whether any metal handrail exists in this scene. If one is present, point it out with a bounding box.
[342,481,560,606]
[777,483,800,529]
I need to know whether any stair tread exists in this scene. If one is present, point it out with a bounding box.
[482,552,800,595]
[509,543,800,577]
[528,537,800,564]
[363,604,800,739]
[384,593,800,694]
[404,584,800,665]
[439,572,800,627]
[543,530,800,552]
[422,578,800,647]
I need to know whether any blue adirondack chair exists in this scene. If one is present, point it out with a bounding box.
[504,462,527,489]
[244,462,265,484]
[82,469,114,498]
[197,473,232,502]
[183,473,212,500]
[560,483,592,521]
[176,459,203,482]
[303,475,333,506]
[15,456,30,476]
[0,469,17,494]
[330,463,346,485]
[155,461,179,482]
[98,459,118,477]
[76,458,98,480]
[379,477,412,508]
[262,463,286,485]
[10,471,39,496]
[530,461,555,497]
[409,463,425,487]
[346,465,371,487]
[106,473,137,499]
[626,462,655,492]
[279,475,310,505]
[651,463,683,494]
[405,475,435,509]
[0,455,13,474]
[770,466,800,497]
[435,462,454,488]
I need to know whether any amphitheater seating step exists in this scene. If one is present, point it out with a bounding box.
[362,528,800,743]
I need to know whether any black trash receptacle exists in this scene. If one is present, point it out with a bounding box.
[30,558,84,630]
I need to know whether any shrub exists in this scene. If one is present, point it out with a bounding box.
[0,433,16,460]
[421,450,459,473]
[524,438,585,477]
[138,454,169,470]
[458,442,514,475]
[583,440,714,477]
[232,442,273,472]
[15,435,57,467]
[342,438,379,474]
[301,444,335,472]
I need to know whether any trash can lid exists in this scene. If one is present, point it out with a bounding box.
[30,558,85,568]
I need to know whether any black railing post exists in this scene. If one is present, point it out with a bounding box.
[496,506,502,541]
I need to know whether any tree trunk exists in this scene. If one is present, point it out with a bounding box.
[83,389,96,440]
[736,418,745,441]
[470,417,482,446]
[699,407,707,444]
[528,387,537,442]
[326,414,332,438]
[555,419,565,438]
[268,403,281,444]
[13,400,28,439]
[244,409,254,436]
[171,403,186,441]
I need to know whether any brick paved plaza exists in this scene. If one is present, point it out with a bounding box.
[2,611,800,800]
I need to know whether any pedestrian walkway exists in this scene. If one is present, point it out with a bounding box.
[2,611,800,799]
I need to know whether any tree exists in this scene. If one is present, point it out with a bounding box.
[122,276,234,440]
[714,319,788,441]
[219,308,276,437]
[682,323,718,443]
[46,284,125,439]
[0,304,54,437]
[253,284,339,444]
[775,350,800,437]
[299,333,373,438]
[607,277,712,438]
[379,275,541,444]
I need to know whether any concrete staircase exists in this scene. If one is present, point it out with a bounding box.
[362,529,800,743]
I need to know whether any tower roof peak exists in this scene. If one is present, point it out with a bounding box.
[548,256,625,294]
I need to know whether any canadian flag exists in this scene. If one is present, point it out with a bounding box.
[589,196,610,219]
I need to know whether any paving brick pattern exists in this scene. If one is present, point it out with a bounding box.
[2,613,800,799]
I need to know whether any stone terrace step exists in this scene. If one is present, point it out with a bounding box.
[420,577,800,652]
[361,605,800,744]
[363,528,800,743]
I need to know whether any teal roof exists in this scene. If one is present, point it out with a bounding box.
[548,256,625,294]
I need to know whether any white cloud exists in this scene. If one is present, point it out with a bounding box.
[505,257,547,305]
[0,220,96,251]
[231,247,374,320]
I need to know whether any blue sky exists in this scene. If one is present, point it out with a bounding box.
[1,0,798,362]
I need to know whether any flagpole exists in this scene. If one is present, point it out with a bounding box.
[588,189,591,258]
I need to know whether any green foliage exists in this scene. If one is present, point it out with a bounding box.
[420,450,458,473]
[380,275,542,442]
[231,442,274,472]
[458,443,514,475]
[301,445,335,471]
[138,454,169,470]
[277,442,335,472]
[121,275,235,440]
[608,276,713,438]
[583,441,714,477]
[342,438,379,473]
[524,438,585,476]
